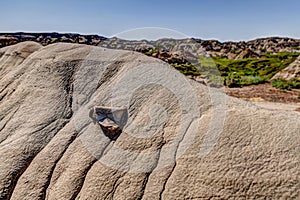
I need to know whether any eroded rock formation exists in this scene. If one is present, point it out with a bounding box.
[272,55,300,81]
[0,42,299,199]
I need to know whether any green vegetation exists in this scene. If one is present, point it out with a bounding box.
[141,49,299,89]
[50,38,58,44]
[199,52,300,87]
[143,48,158,56]
[223,74,268,87]
[271,78,300,90]
[171,63,200,76]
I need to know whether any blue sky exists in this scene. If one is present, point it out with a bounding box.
[1,0,299,41]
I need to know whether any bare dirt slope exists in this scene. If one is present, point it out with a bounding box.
[226,83,300,104]
[272,55,300,81]
[0,42,299,199]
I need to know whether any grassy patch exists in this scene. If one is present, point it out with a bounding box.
[141,49,299,88]
[208,52,299,87]
[143,48,158,56]
[50,38,58,44]
[224,74,268,87]
[271,78,300,91]
[171,63,200,76]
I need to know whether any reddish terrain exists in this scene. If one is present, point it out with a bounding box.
[226,83,300,103]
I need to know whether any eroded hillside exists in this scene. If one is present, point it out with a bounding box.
[0,42,299,199]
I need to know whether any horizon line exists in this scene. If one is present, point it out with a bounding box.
[0,30,299,43]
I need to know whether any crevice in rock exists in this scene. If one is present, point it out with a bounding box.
[96,60,124,88]
[72,140,113,200]
[0,105,20,134]
[5,154,36,200]
[0,90,8,102]
[69,158,98,200]
[159,163,176,200]
[7,118,70,199]
[0,51,4,59]
[62,61,78,119]
[106,174,123,200]
[0,117,59,150]
[0,87,18,102]
[0,57,34,95]
[38,130,78,200]
[79,52,140,108]
[80,59,125,107]
[138,146,163,200]
[0,90,30,125]
[40,119,94,199]
[137,173,151,200]
[64,82,74,119]
[159,118,197,199]
[0,79,14,94]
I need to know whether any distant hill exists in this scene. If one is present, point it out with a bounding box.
[0,32,107,47]
[1,33,300,90]
[1,32,300,56]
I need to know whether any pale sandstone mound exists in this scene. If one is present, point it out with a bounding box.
[272,55,300,81]
[0,42,299,200]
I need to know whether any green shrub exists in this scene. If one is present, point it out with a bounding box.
[50,38,58,44]
[272,79,291,90]
[271,78,300,90]
[171,63,200,76]
[224,73,242,87]
[223,74,267,87]
[143,48,158,56]
[290,78,300,89]
[241,75,267,85]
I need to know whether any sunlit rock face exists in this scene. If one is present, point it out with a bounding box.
[272,55,300,81]
[0,42,299,199]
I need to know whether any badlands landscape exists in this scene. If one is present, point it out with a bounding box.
[1,33,300,105]
[0,34,299,199]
